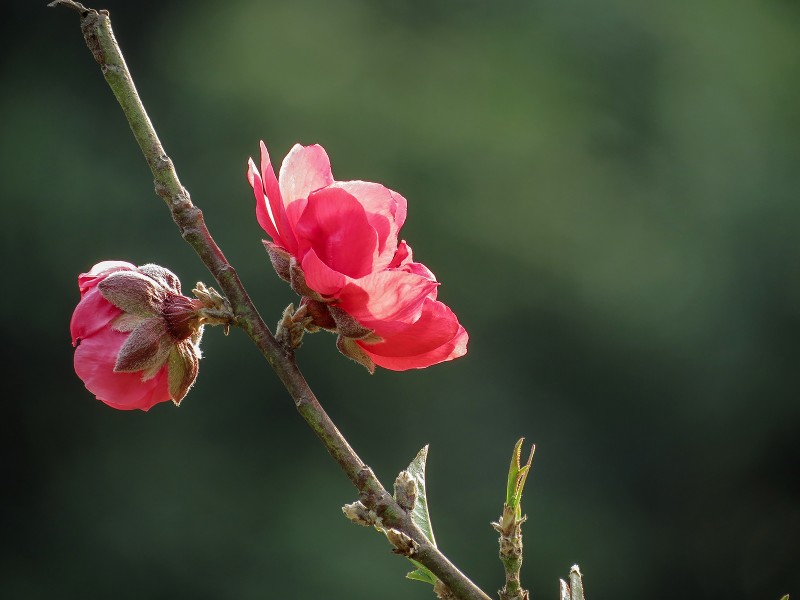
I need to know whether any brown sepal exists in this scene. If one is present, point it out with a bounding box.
[300,297,337,330]
[167,341,200,405]
[98,271,166,317]
[138,264,182,295]
[140,360,165,382]
[336,335,375,374]
[114,318,170,374]
[162,293,203,341]
[190,326,203,347]
[111,312,146,333]
[359,332,383,345]
[262,241,292,282]
[328,304,375,339]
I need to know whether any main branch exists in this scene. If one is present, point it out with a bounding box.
[49,2,491,599]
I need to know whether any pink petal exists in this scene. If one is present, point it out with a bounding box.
[300,248,347,297]
[294,187,378,279]
[402,261,438,289]
[388,241,435,280]
[359,298,468,370]
[364,324,468,371]
[260,141,298,252]
[284,197,308,236]
[70,287,122,345]
[78,261,136,295]
[388,240,412,268]
[337,270,438,325]
[73,325,171,411]
[247,157,282,244]
[330,181,407,269]
[386,241,438,300]
[279,143,334,206]
[259,141,283,216]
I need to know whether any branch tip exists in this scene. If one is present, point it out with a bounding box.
[47,0,90,13]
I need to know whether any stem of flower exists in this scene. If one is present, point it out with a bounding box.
[49,2,491,599]
[495,505,528,600]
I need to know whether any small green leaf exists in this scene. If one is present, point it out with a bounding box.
[779,595,789,600]
[505,438,535,517]
[406,445,437,547]
[505,438,524,506]
[406,560,437,585]
[372,446,441,587]
[396,445,439,587]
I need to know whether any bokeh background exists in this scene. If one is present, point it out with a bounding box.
[2,0,799,598]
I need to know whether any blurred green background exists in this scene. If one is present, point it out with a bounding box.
[2,0,798,598]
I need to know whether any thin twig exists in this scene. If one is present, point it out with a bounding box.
[49,3,491,600]
[492,440,534,600]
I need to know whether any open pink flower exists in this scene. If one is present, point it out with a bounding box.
[70,261,204,410]
[247,142,467,371]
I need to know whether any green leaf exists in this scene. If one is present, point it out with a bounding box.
[401,445,438,587]
[779,595,789,600]
[406,445,437,547]
[505,438,524,506]
[406,560,437,585]
[506,438,535,517]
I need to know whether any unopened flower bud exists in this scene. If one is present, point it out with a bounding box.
[393,470,418,512]
[276,303,315,350]
[385,528,418,556]
[70,261,230,411]
[341,500,376,527]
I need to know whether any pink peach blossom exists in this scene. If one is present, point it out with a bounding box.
[247,142,467,371]
[70,261,203,410]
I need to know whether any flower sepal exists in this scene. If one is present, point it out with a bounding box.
[262,240,291,282]
[336,335,376,374]
[288,257,327,302]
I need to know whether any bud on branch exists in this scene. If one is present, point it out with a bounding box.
[71,261,233,410]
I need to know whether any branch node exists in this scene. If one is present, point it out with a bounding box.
[385,528,418,556]
[100,63,125,75]
[342,500,377,528]
[356,465,375,488]
[434,580,460,600]
[275,303,312,350]
[155,154,173,170]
